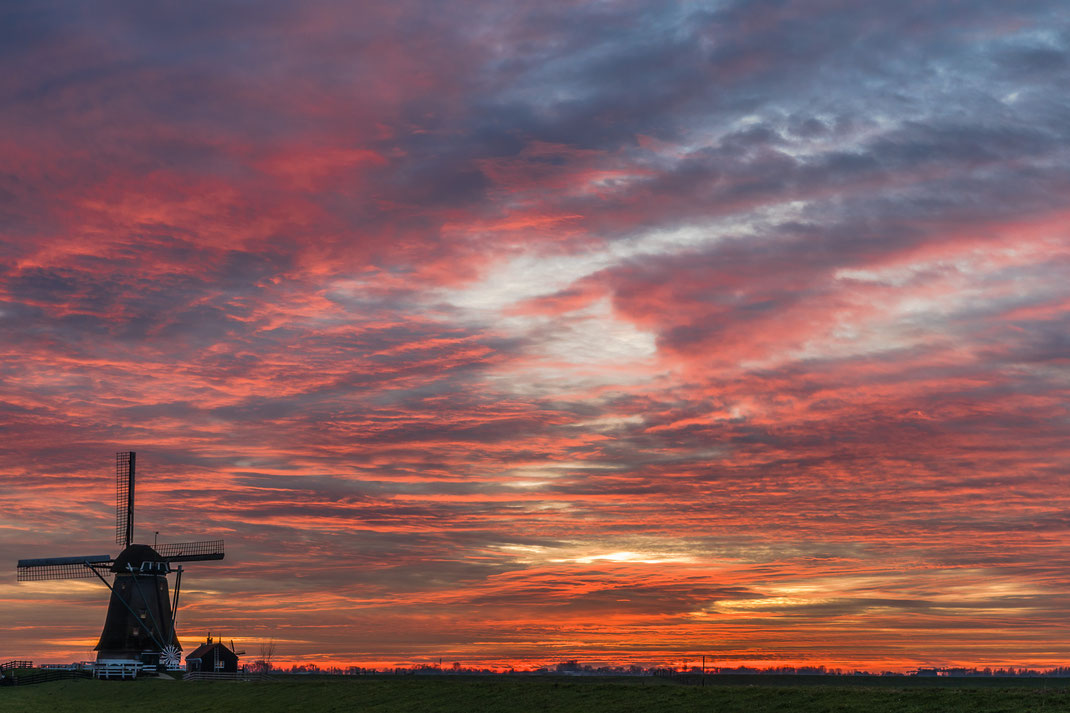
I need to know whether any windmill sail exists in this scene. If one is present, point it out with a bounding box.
[156,540,225,562]
[115,451,135,547]
[17,555,113,581]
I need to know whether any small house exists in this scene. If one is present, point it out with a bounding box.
[185,635,240,673]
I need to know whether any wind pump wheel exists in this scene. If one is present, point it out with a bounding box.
[16,452,225,674]
[161,645,183,669]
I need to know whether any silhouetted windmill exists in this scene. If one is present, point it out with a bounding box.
[16,452,224,674]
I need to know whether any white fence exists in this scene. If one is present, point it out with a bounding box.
[184,671,268,682]
[93,661,144,679]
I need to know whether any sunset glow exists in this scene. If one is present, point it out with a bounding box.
[2,0,1070,672]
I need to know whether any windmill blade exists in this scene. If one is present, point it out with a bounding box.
[115,451,135,548]
[156,539,225,562]
[17,555,113,581]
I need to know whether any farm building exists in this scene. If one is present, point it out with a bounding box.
[185,635,240,673]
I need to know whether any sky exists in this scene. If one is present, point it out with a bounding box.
[1,0,1069,672]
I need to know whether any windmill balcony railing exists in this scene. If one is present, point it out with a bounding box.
[93,660,143,679]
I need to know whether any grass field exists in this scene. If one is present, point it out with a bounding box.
[6,674,1070,712]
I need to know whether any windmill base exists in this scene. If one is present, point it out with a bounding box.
[95,648,172,677]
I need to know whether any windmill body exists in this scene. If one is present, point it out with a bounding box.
[95,544,180,664]
[16,452,224,673]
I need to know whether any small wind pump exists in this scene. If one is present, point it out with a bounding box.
[16,452,225,671]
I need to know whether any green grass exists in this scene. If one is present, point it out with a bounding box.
[5,675,1070,713]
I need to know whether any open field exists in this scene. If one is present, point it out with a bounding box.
[7,675,1070,713]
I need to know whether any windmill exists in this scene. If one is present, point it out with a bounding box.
[16,452,224,673]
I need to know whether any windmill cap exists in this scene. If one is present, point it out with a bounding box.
[112,544,165,571]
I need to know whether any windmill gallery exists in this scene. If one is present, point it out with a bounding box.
[15,452,227,677]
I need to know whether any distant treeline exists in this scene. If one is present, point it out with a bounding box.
[254,661,1070,678]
